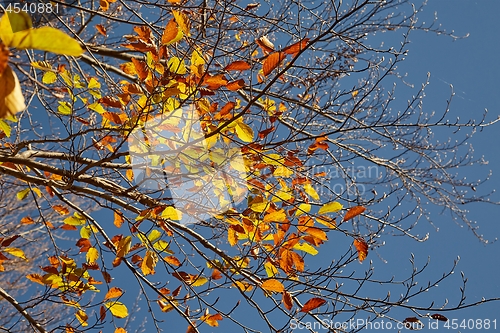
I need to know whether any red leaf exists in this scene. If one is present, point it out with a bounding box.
[283,38,309,56]
[263,52,285,76]
[343,206,366,222]
[353,238,368,262]
[224,61,251,71]
[299,297,327,312]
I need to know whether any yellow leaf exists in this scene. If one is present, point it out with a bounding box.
[161,206,183,220]
[273,165,293,177]
[1,13,84,56]
[263,209,286,223]
[318,201,343,214]
[105,301,129,318]
[63,213,86,226]
[235,121,254,142]
[153,240,174,254]
[58,101,72,115]
[147,229,162,243]
[303,184,319,201]
[3,247,27,260]
[190,48,205,77]
[16,188,30,200]
[191,276,208,287]
[261,279,285,293]
[295,203,311,217]
[86,247,99,263]
[167,57,187,74]
[42,71,57,84]
[172,10,190,36]
[264,262,278,277]
[141,250,158,276]
[0,65,26,119]
[293,242,318,255]
[228,227,238,246]
[75,310,88,327]
[161,18,183,46]
[116,236,132,257]
[0,119,11,137]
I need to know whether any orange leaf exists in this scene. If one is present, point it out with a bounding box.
[353,237,368,262]
[261,279,285,293]
[20,216,35,224]
[304,227,328,241]
[226,79,245,91]
[103,112,123,125]
[105,287,123,300]
[96,24,107,36]
[211,269,222,280]
[256,36,275,54]
[290,251,304,272]
[228,227,238,246]
[263,52,285,76]
[282,291,293,310]
[224,61,251,71]
[299,297,327,312]
[343,206,366,222]
[283,38,309,56]
[164,256,181,266]
[203,74,228,90]
[162,19,179,45]
[131,58,148,81]
[114,212,124,228]
[201,313,223,327]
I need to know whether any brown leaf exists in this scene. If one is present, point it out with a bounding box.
[353,237,368,262]
[99,305,106,322]
[224,61,251,71]
[256,36,275,54]
[431,313,448,321]
[283,38,309,56]
[343,206,366,222]
[282,291,293,310]
[263,52,285,76]
[299,297,327,312]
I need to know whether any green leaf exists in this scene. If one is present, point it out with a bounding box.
[105,301,129,318]
[147,229,162,243]
[318,201,343,215]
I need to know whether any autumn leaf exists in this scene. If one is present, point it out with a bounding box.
[353,237,368,262]
[104,287,123,300]
[116,236,132,258]
[318,201,343,214]
[0,64,25,119]
[115,328,127,333]
[75,310,88,327]
[263,52,285,76]
[226,79,246,91]
[343,206,366,222]
[53,205,70,215]
[86,247,99,263]
[3,247,27,260]
[105,301,128,318]
[141,250,158,275]
[431,313,448,321]
[235,121,254,142]
[96,24,107,36]
[114,211,125,228]
[283,38,309,56]
[162,18,183,45]
[172,10,190,36]
[282,291,293,310]
[261,279,285,293]
[200,312,223,327]
[299,297,327,312]
[256,36,274,53]
[0,13,84,56]
[224,60,251,71]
